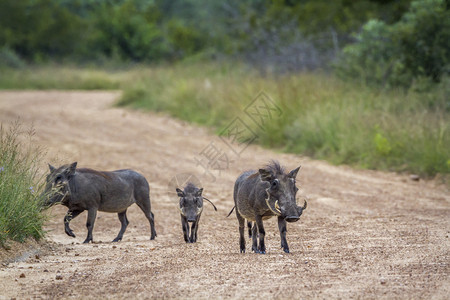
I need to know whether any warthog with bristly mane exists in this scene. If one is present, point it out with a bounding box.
[228,161,307,254]
[43,162,156,243]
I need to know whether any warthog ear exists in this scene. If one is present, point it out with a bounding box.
[48,164,56,172]
[195,188,203,197]
[67,162,77,176]
[176,188,185,197]
[259,169,273,182]
[288,166,301,179]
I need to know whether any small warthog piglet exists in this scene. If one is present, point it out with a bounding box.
[176,183,216,243]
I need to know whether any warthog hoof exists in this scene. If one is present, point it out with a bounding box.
[283,248,290,253]
[65,230,76,238]
[256,247,266,254]
[112,237,122,242]
[240,249,246,253]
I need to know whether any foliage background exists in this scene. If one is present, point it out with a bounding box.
[0,1,410,64]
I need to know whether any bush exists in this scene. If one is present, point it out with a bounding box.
[0,121,48,248]
[92,1,168,62]
[0,47,26,68]
[337,0,450,88]
[0,0,85,62]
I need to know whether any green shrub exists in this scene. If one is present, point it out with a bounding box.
[0,121,48,248]
[0,47,25,69]
[337,0,450,88]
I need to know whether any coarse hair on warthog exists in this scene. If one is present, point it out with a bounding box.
[228,160,307,254]
[176,182,217,243]
[42,162,157,243]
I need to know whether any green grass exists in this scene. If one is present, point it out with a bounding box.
[116,63,449,178]
[0,65,122,90]
[1,62,448,178]
[0,121,49,248]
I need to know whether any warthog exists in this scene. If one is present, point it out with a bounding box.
[228,161,307,254]
[176,183,217,243]
[43,162,157,243]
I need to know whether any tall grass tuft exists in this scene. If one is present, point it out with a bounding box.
[0,121,48,248]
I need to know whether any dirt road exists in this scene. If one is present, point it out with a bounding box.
[0,91,448,299]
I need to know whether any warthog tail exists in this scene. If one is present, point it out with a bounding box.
[226,206,235,217]
[202,197,218,211]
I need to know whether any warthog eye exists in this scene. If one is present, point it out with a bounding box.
[55,175,62,183]
[271,179,279,189]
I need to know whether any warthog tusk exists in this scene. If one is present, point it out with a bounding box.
[265,188,282,216]
[302,199,307,210]
[179,206,185,216]
[275,200,281,213]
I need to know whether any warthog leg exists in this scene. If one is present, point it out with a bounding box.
[83,208,97,244]
[278,216,289,253]
[136,202,157,240]
[113,210,129,242]
[64,209,83,238]
[150,212,156,240]
[189,215,201,243]
[255,215,266,254]
[181,215,189,243]
[189,221,197,243]
[251,223,258,252]
[247,221,252,238]
[236,211,246,253]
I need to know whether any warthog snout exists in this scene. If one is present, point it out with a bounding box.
[285,216,300,222]
[284,200,307,222]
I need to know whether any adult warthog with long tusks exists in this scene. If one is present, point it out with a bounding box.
[228,161,307,254]
[42,162,157,243]
[176,183,217,243]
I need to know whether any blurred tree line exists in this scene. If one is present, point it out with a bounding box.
[0,0,448,87]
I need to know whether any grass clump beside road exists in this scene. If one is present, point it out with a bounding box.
[116,63,450,178]
[0,121,48,248]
